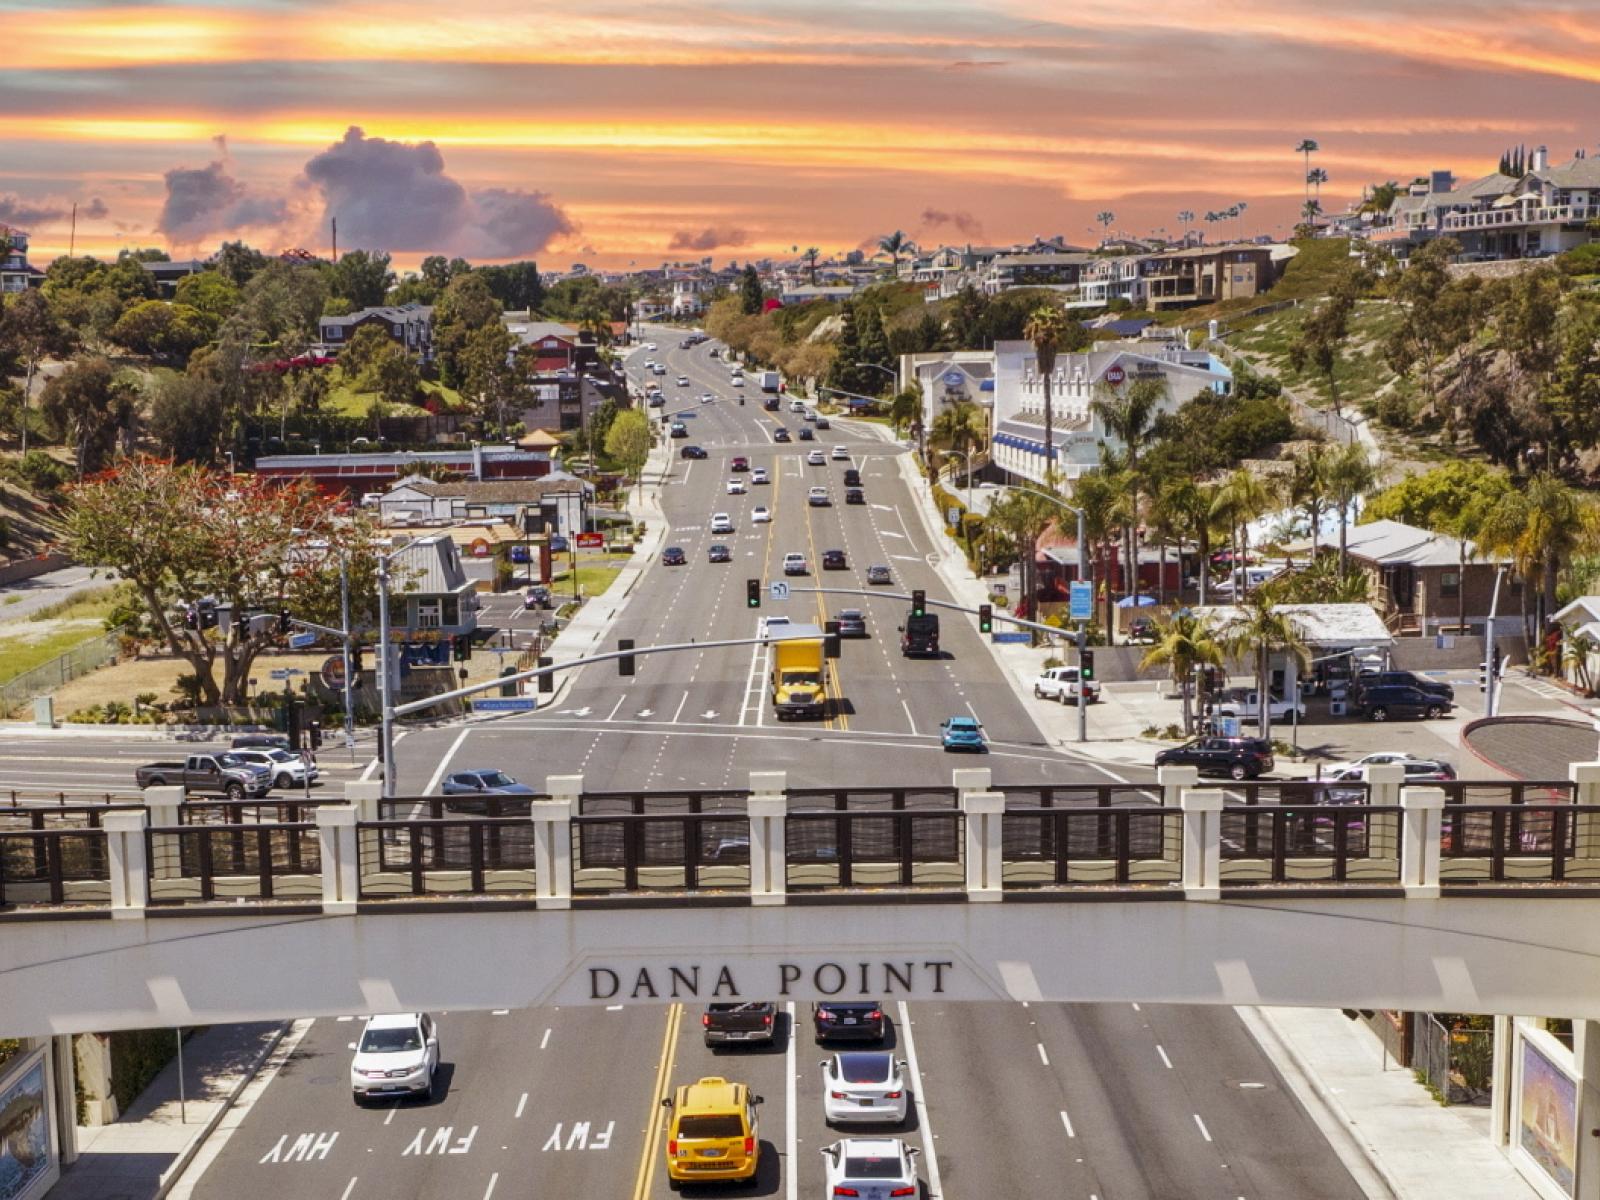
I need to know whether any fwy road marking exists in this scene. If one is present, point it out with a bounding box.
[516,1093,529,1118]
[897,1002,944,1200]
[542,1121,616,1151]
[1193,1113,1213,1142]
[1059,1110,1076,1138]
[1157,1044,1173,1069]
[1036,1042,1050,1066]
[339,1179,358,1200]
[540,1027,552,1050]
[402,1126,478,1156]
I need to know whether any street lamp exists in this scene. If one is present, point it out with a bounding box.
[376,534,425,798]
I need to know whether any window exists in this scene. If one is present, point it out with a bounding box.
[1440,571,1460,598]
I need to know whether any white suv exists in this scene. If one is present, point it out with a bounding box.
[710,513,735,534]
[230,747,318,790]
[783,553,808,575]
[350,1013,439,1104]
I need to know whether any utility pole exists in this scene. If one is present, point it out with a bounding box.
[331,216,338,264]
[377,547,397,798]
[1484,568,1504,718]
[339,559,355,753]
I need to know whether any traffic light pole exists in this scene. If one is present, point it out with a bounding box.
[1076,627,1088,744]
[377,549,397,798]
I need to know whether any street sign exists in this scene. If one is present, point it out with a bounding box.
[269,668,304,681]
[991,631,1031,644]
[1069,580,1094,621]
[575,532,605,548]
[768,581,790,600]
[288,632,318,650]
[469,538,492,558]
[473,697,537,713]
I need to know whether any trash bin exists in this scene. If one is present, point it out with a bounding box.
[1329,698,1347,718]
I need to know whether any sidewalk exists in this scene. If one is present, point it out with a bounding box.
[49,1022,286,1200]
[1244,1007,1539,1200]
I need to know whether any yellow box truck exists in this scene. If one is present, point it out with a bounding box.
[770,623,827,719]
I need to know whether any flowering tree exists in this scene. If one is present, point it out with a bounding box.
[63,457,384,705]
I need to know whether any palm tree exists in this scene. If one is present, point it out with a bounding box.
[1233,201,1249,240]
[1301,198,1323,227]
[1023,303,1072,489]
[1325,443,1376,571]
[1095,210,1116,236]
[1478,472,1599,650]
[1286,443,1333,556]
[1091,376,1164,597]
[1204,211,1220,242]
[1141,612,1224,734]
[987,487,1059,633]
[878,231,913,277]
[1177,210,1195,237]
[931,400,987,468]
[1210,468,1275,590]
[1158,476,1223,605]
[888,386,923,440]
[1071,467,1123,634]
[1219,590,1311,741]
[804,247,820,284]
[1296,139,1320,203]
[1307,168,1329,205]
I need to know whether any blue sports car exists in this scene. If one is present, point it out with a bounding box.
[940,716,987,753]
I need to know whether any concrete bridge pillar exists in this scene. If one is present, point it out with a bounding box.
[747,770,787,906]
[962,790,1005,900]
[140,785,184,882]
[535,774,582,909]
[1158,767,1198,870]
[1570,762,1600,872]
[102,809,147,919]
[1181,787,1223,899]
[1400,786,1444,898]
[315,805,358,915]
[344,780,383,896]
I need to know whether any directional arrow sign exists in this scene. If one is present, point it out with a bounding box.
[700,710,719,719]
[768,581,790,600]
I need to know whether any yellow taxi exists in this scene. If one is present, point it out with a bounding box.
[661,1075,763,1188]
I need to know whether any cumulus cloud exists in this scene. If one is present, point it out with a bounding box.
[157,158,288,243]
[669,226,749,251]
[82,198,109,220]
[0,194,110,227]
[921,207,984,237]
[301,126,572,257]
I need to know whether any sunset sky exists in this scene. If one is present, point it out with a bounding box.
[2,0,1596,271]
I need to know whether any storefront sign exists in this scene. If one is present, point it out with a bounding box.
[1103,364,1126,385]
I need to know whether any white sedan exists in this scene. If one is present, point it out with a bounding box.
[731,376,745,387]
[752,506,772,523]
[727,478,747,495]
[700,393,715,404]
[831,446,851,461]
[821,1138,920,1198]
[820,1052,909,1125]
[807,450,826,466]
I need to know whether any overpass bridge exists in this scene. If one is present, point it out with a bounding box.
[3,764,1600,1035]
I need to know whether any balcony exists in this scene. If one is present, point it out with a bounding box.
[1442,203,1593,232]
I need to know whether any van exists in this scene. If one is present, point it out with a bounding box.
[900,612,940,657]
[662,1076,763,1185]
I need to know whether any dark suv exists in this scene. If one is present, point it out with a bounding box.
[813,1001,885,1043]
[1356,685,1452,721]
[1352,671,1453,704]
[1153,736,1274,780]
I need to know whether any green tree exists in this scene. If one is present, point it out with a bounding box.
[986,486,1059,633]
[1285,442,1333,555]
[372,341,421,410]
[214,241,269,287]
[1325,443,1377,570]
[888,387,922,439]
[1157,476,1223,603]
[459,322,519,431]
[1210,467,1275,585]
[1287,260,1369,414]
[1219,590,1311,741]
[327,249,395,309]
[1383,238,1474,428]
[605,409,652,501]
[39,356,139,477]
[1478,472,1598,649]
[433,273,503,387]
[173,271,241,321]
[477,261,544,312]
[739,265,764,315]
[826,303,865,396]
[930,400,986,463]
[148,372,224,465]
[109,300,212,362]
[877,230,913,276]
[1091,375,1164,584]
[2,288,75,454]
[1023,303,1072,487]
[339,324,397,384]
[856,304,892,381]
[1140,611,1224,734]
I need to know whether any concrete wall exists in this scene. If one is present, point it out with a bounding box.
[0,552,70,587]
[1390,634,1529,671]
[8,893,1600,1036]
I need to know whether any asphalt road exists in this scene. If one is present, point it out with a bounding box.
[165,329,1366,1199]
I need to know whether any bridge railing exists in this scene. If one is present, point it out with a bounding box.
[11,766,1600,915]
[0,801,142,832]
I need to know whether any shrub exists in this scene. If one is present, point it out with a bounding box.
[1161,723,1185,740]
[1042,656,1064,670]
[101,700,132,723]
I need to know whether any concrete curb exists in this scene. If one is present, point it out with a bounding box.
[1234,1006,1402,1200]
[153,1021,292,1200]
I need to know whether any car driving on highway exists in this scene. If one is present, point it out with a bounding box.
[822,549,847,570]
[661,546,687,566]
[727,478,746,494]
[350,1013,439,1104]
[940,716,987,752]
[835,609,868,638]
[808,486,831,506]
[751,468,769,484]
[783,552,808,576]
[752,505,771,523]
[710,512,734,534]
[831,445,851,460]
[808,449,826,465]
[814,1001,885,1042]
[707,544,732,563]
[820,1052,910,1125]
[821,1138,920,1198]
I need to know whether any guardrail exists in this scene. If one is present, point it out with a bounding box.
[7,765,1600,915]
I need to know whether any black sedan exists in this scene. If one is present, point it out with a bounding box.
[680,443,706,459]
[813,1001,885,1043]
[772,428,791,442]
[661,546,688,566]
[670,423,688,438]
[707,543,732,563]
[797,427,815,441]
[845,487,865,505]
[835,609,868,638]
[822,549,848,570]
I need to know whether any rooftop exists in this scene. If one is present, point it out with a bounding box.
[1340,518,1501,569]
[1194,602,1394,648]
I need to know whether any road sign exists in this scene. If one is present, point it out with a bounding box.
[575,532,605,548]
[473,697,538,713]
[469,537,492,558]
[768,581,790,600]
[991,631,1031,644]
[288,632,318,650]
[1069,580,1094,621]
[269,668,304,681]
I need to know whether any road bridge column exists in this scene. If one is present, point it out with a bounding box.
[1181,787,1223,899]
[140,785,184,883]
[1570,763,1600,871]
[344,780,383,897]
[962,790,1005,900]
[1158,766,1198,870]
[747,770,787,906]
[535,774,581,909]
[1366,763,1404,863]
[1400,786,1444,898]
[952,766,992,800]
[315,805,358,914]
[102,809,147,919]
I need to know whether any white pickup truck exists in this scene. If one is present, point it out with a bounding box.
[1213,689,1305,721]
[1033,666,1101,706]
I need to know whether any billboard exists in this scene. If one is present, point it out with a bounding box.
[1518,1037,1577,1196]
[0,1051,52,1200]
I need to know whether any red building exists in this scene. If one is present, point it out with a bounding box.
[253,445,551,498]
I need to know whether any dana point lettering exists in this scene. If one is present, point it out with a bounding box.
[587,960,954,1001]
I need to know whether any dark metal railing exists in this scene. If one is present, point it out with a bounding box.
[1439,805,1598,883]
[572,812,750,892]
[378,795,549,821]
[996,784,1162,809]
[0,791,143,808]
[359,818,538,898]
[1214,780,1372,807]
[579,789,749,816]
[786,809,962,889]
[179,799,327,825]
[1436,781,1576,807]
[1220,806,1402,885]
[787,786,958,811]
[0,829,111,907]
[1001,807,1180,886]
[145,823,322,904]
[0,802,141,832]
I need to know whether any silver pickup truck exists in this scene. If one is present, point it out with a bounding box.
[134,753,273,799]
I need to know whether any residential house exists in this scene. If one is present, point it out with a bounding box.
[319,304,434,359]
[1142,244,1295,310]
[670,277,708,315]
[1079,256,1149,308]
[139,259,209,297]
[518,366,623,434]
[0,227,43,293]
[989,340,1231,487]
[387,533,480,643]
[1443,147,1600,259]
[980,252,1097,297]
[777,283,860,305]
[503,317,596,372]
[1335,518,1512,637]
[378,472,593,538]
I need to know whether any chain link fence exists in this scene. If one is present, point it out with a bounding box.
[1413,1013,1494,1105]
[0,631,123,714]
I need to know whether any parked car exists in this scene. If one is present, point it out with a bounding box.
[523,585,553,610]
[708,543,733,563]
[822,549,848,570]
[814,1001,885,1042]
[835,609,868,638]
[1351,671,1454,704]
[702,1001,777,1047]
[1355,684,1453,721]
[661,546,688,566]
[820,1053,909,1125]
[1213,689,1306,722]
[1127,616,1158,644]
[1033,665,1101,705]
[549,535,570,553]
[940,716,986,752]
[1153,736,1274,780]
[350,1013,439,1104]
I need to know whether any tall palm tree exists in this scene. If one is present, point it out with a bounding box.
[1233,201,1249,240]
[1301,198,1323,226]
[1307,168,1329,205]
[1158,476,1223,605]
[1091,376,1164,595]
[1096,210,1116,236]
[877,231,913,277]
[1210,468,1275,589]
[931,400,988,475]
[1325,443,1376,571]
[1177,210,1195,237]
[888,387,922,439]
[1140,612,1225,734]
[1286,443,1333,556]
[1071,467,1123,635]
[1023,304,1072,489]
[1478,472,1599,649]
[1220,590,1311,741]
[1296,139,1320,204]
[804,247,820,284]
[1204,211,1220,242]
[988,487,1059,633]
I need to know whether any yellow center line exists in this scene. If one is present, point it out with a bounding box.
[632,1002,683,1200]
[798,466,850,732]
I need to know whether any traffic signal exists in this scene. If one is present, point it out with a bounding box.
[286,702,302,752]
[453,635,471,663]
[618,638,635,677]
[538,655,554,694]
[824,620,841,660]
[747,578,761,608]
[278,609,291,636]
[1080,650,1096,682]
[911,590,926,618]
[978,603,993,634]
[308,720,322,751]
[183,607,198,631]
[352,644,365,675]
